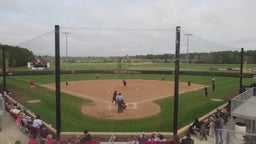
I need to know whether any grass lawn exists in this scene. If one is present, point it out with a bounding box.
[4,73,255,132]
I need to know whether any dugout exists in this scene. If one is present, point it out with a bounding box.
[231,87,256,140]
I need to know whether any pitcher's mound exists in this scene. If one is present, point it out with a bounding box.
[27,99,42,103]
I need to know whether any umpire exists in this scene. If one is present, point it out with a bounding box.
[116,93,124,113]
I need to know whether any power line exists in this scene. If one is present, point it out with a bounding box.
[15,30,54,46]
[61,26,176,31]
[181,30,238,50]
[184,33,192,70]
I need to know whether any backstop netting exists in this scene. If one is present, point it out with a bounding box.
[14,26,240,71]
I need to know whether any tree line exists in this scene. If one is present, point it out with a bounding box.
[0,44,35,67]
[136,50,256,64]
[0,43,255,67]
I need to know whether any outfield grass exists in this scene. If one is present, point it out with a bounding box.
[4,73,255,132]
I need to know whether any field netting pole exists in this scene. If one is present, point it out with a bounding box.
[239,48,244,93]
[173,26,180,135]
[55,25,61,140]
[2,46,6,95]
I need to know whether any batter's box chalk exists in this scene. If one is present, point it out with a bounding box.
[126,103,137,109]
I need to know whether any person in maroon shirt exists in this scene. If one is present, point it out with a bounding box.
[123,79,127,87]
[79,130,92,144]
[204,87,208,97]
[112,90,118,104]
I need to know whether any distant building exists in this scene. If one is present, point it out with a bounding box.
[27,59,50,70]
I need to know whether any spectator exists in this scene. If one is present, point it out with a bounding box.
[156,132,166,142]
[32,115,43,128]
[138,132,148,141]
[172,134,180,144]
[181,133,194,144]
[127,136,139,144]
[214,114,224,144]
[0,94,4,131]
[79,129,92,144]
[208,116,215,138]
[27,134,39,144]
[199,121,207,140]
[190,118,201,134]
[148,132,157,142]
[45,134,54,144]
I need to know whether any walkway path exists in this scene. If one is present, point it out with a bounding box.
[0,109,244,144]
[0,110,214,144]
[0,111,29,144]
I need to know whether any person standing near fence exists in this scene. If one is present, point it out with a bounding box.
[214,114,224,144]
[79,129,92,144]
[0,93,4,132]
[212,76,216,91]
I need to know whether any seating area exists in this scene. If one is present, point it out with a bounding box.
[187,101,231,142]
[3,94,103,144]
[4,96,51,137]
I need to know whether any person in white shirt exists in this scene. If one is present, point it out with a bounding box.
[32,115,42,128]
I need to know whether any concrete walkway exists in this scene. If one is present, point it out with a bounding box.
[0,111,29,144]
[0,111,217,144]
[0,110,246,144]
[0,110,213,144]
[0,111,214,144]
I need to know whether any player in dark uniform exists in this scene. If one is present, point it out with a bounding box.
[123,79,127,87]
[112,90,118,104]
[204,87,208,97]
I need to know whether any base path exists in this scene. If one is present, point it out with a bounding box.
[43,80,204,120]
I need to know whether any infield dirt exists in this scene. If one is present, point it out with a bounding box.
[43,80,204,120]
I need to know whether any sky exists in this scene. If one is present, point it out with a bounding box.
[0,0,255,56]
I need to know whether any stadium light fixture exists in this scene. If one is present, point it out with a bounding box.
[62,32,71,69]
[184,33,192,70]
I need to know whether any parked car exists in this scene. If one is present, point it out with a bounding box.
[227,67,240,71]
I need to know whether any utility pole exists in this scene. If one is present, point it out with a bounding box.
[184,33,192,70]
[62,32,71,70]
[55,25,61,140]
[173,26,181,135]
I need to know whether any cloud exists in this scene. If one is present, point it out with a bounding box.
[0,0,255,56]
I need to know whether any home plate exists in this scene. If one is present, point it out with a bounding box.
[127,103,137,109]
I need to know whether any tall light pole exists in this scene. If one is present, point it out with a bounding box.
[184,33,192,70]
[62,32,71,70]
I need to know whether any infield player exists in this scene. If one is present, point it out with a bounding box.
[123,79,127,87]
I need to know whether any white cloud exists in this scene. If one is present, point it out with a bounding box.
[0,0,255,56]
